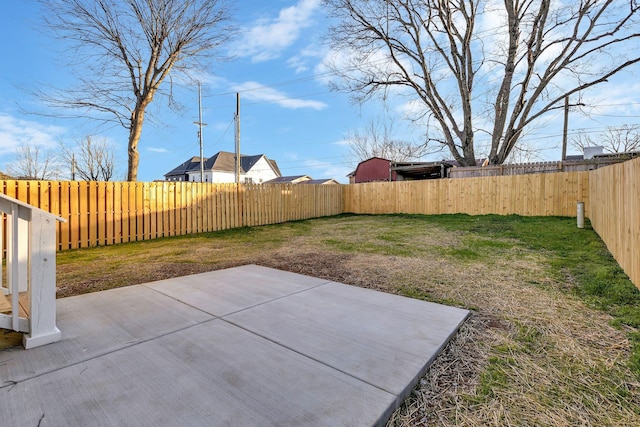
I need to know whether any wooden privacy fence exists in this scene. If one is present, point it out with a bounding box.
[1,181,343,251]
[343,171,590,217]
[588,157,640,289]
[2,164,638,290]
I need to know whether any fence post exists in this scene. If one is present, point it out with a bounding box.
[577,201,585,229]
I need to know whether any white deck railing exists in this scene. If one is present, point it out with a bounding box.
[0,193,63,349]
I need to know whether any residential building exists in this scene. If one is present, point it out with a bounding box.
[164,151,281,184]
[348,157,397,183]
[348,157,451,183]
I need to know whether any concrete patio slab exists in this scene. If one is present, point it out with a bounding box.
[147,264,327,316]
[225,281,469,397]
[0,265,469,426]
[1,285,212,384]
[2,320,396,426]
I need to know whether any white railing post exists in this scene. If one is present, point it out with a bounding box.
[18,216,29,293]
[9,203,20,332]
[23,210,62,349]
[0,193,63,349]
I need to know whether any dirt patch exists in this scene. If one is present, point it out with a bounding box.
[256,251,357,284]
[56,260,252,298]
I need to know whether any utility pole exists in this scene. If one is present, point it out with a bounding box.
[71,153,76,181]
[194,82,207,182]
[235,92,241,184]
[560,96,586,162]
[562,96,569,161]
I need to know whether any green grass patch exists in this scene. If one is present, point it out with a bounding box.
[389,213,640,374]
[445,247,482,261]
[474,355,515,400]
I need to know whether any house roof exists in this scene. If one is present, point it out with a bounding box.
[264,175,311,184]
[165,156,207,177]
[202,152,235,172]
[301,179,340,185]
[165,152,280,178]
[267,159,282,176]
[565,155,583,162]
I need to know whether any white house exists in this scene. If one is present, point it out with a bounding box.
[164,151,281,184]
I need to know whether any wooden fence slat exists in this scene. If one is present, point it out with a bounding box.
[149,183,158,239]
[105,182,114,245]
[129,182,137,242]
[68,182,80,249]
[114,182,123,244]
[97,182,106,246]
[88,182,97,247]
[168,183,175,237]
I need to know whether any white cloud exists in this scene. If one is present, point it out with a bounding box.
[333,139,351,146]
[234,0,321,62]
[232,81,327,110]
[0,113,65,156]
[189,71,228,88]
[287,45,326,73]
[172,69,228,88]
[580,79,640,117]
[147,147,169,153]
[287,56,310,74]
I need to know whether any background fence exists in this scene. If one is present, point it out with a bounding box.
[588,157,640,289]
[448,158,632,178]
[343,171,590,217]
[0,181,342,251]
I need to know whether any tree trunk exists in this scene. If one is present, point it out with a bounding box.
[127,106,146,182]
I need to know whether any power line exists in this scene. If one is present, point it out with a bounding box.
[204,72,339,98]
[205,90,333,111]
[212,117,235,146]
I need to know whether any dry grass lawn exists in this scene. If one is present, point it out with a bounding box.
[54,214,640,426]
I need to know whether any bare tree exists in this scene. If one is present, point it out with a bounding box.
[347,119,429,164]
[6,143,59,180]
[58,136,118,181]
[324,0,640,166]
[504,145,543,164]
[39,0,236,181]
[572,125,640,155]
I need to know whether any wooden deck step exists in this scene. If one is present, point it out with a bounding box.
[0,292,29,316]
[0,293,10,313]
[0,330,23,350]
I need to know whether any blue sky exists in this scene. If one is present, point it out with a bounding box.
[1,1,639,183]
